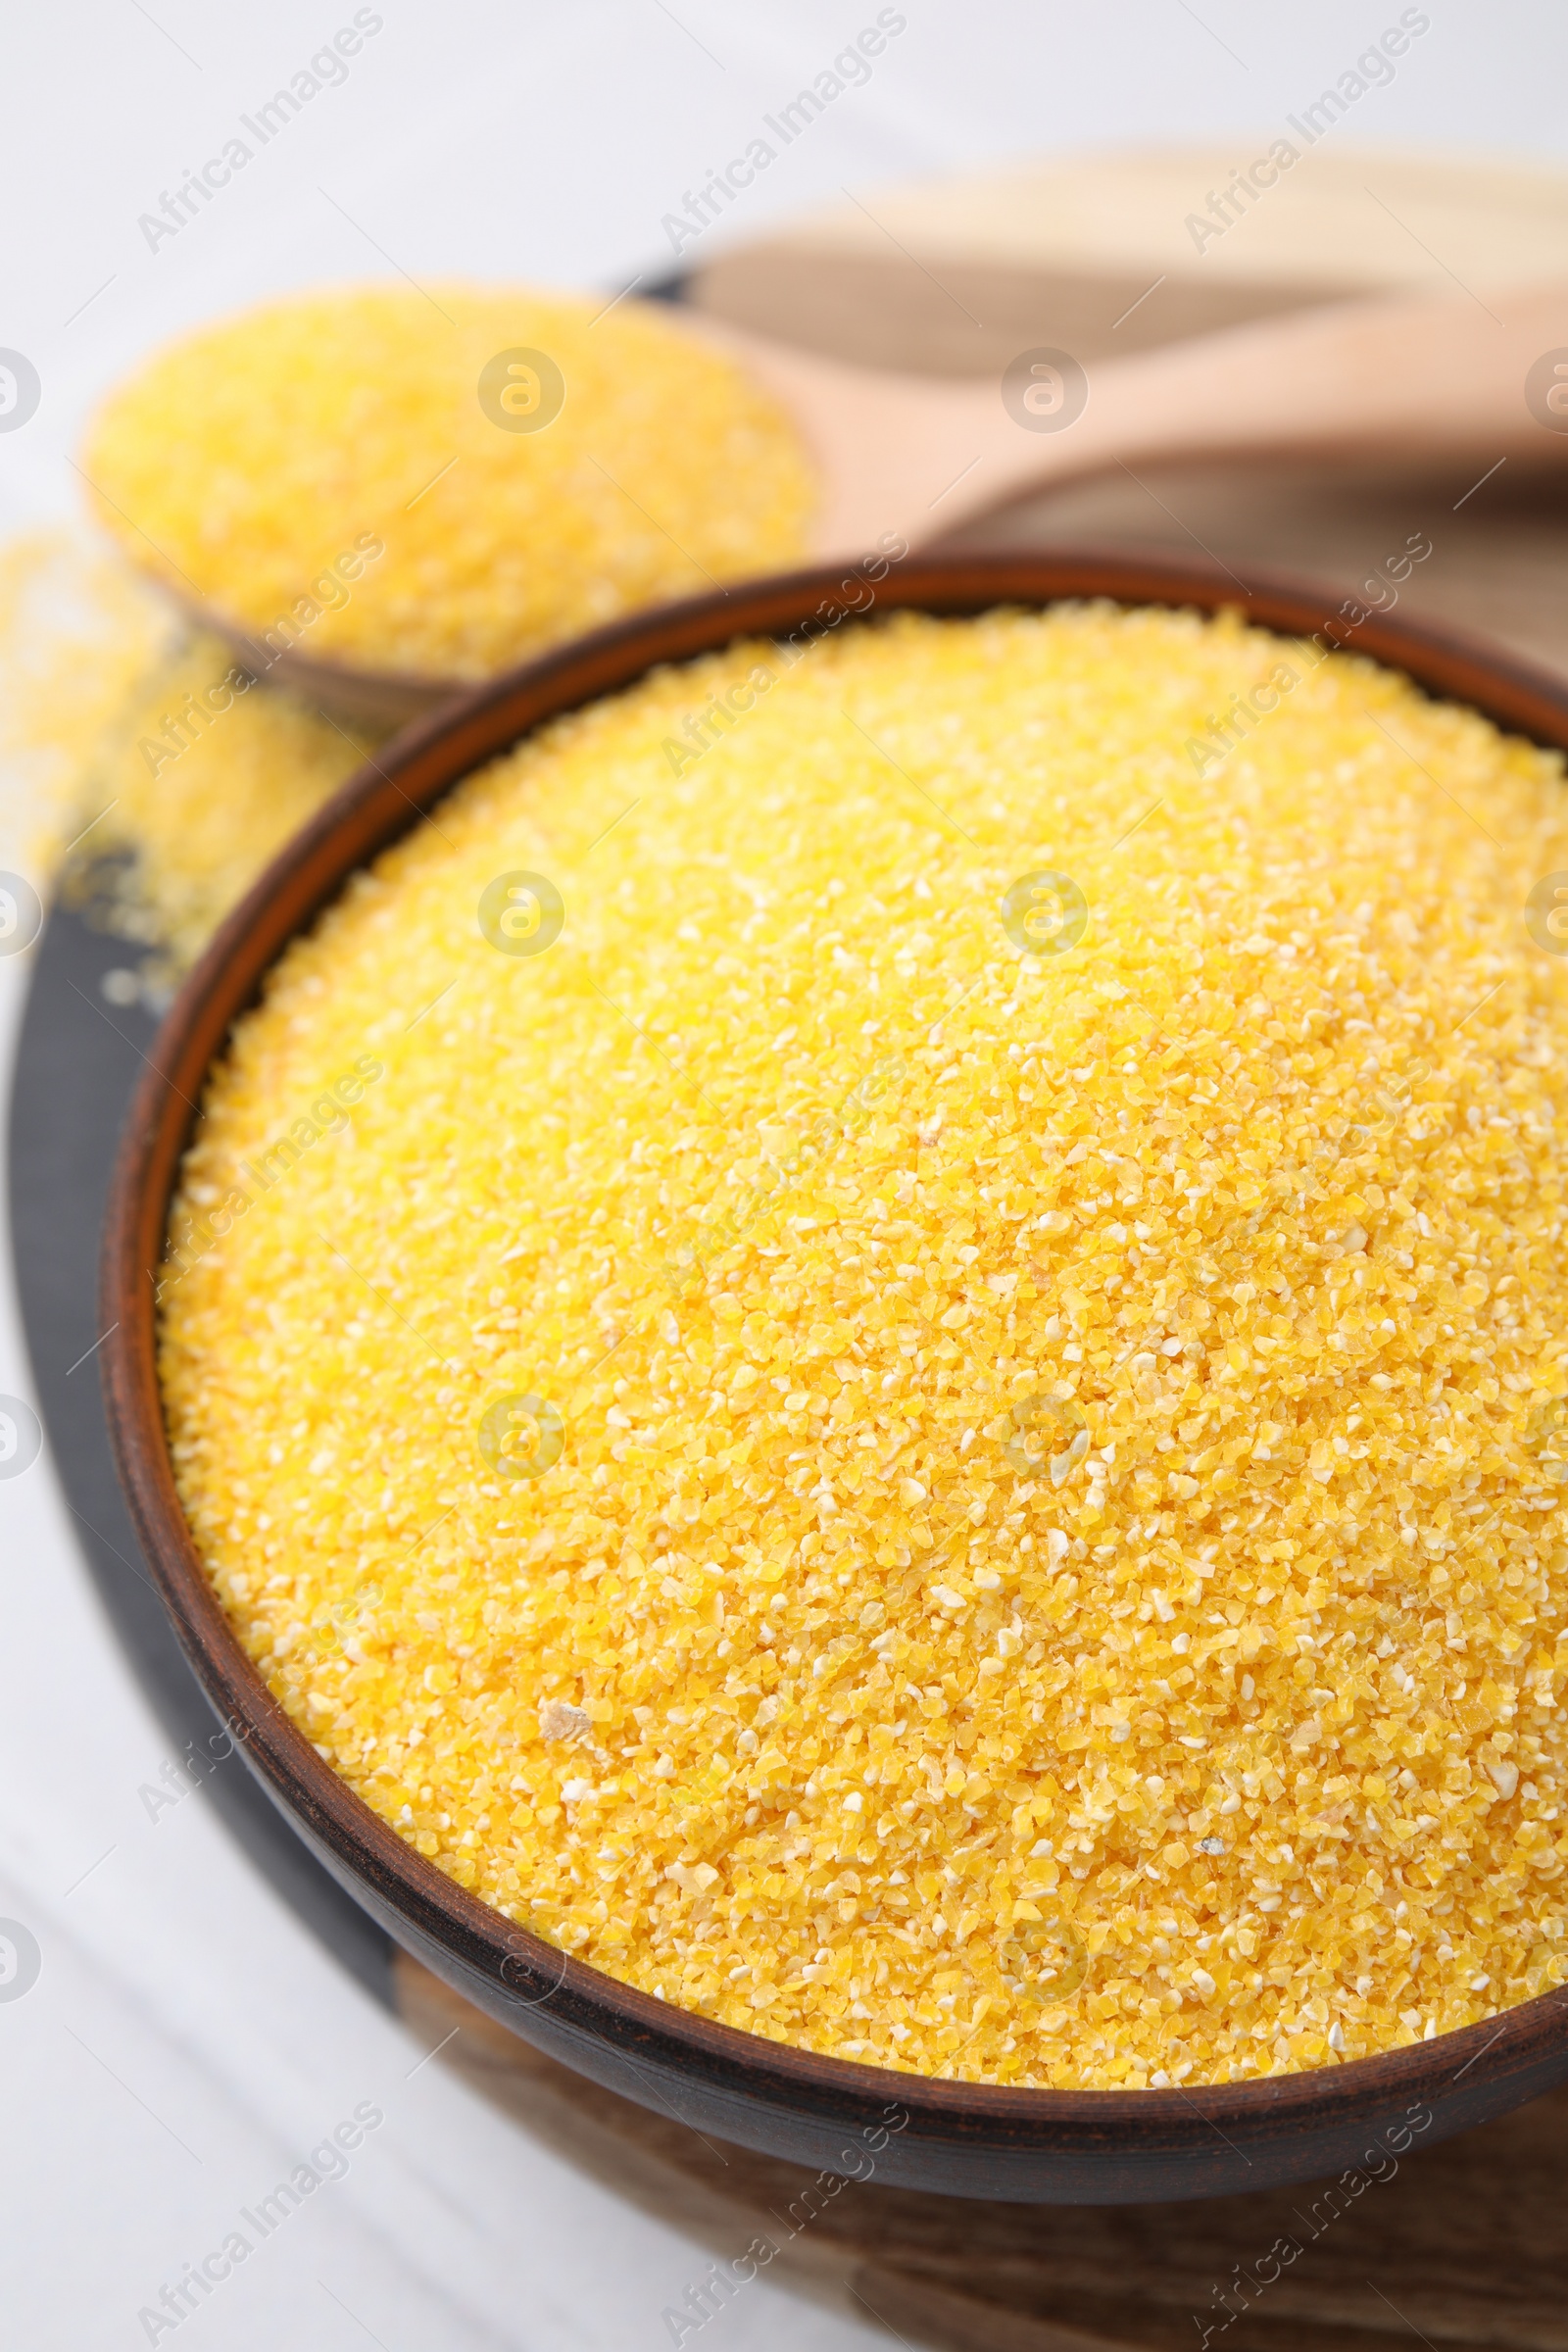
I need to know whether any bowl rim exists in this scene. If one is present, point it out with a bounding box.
[101,547,1568,2151]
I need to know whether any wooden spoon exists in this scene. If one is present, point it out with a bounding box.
[183,277,1568,727]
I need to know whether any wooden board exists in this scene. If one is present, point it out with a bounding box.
[398,1953,1568,2352]
[936,455,1568,688]
[688,146,1568,372]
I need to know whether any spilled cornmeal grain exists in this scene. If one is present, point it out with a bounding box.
[160,604,1568,2088]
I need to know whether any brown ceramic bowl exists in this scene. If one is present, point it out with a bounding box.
[102,554,1568,2203]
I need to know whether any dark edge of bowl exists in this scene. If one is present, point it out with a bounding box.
[100,550,1568,2202]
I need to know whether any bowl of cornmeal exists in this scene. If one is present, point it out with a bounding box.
[104,554,1568,2201]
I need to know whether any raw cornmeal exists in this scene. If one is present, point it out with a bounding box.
[0,533,384,983]
[67,634,384,981]
[161,604,1568,2088]
[84,284,815,681]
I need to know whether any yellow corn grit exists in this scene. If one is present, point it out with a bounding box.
[160,602,1568,2090]
[0,529,384,980]
[0,525,172,879]
[83,283,816,682]
[61,633,384,981]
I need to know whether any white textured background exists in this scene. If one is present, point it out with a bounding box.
[0,4,1564,2345]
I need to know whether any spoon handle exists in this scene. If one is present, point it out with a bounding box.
[723,280,1568,559]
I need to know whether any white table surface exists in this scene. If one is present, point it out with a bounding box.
[2,4,1566,2344]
